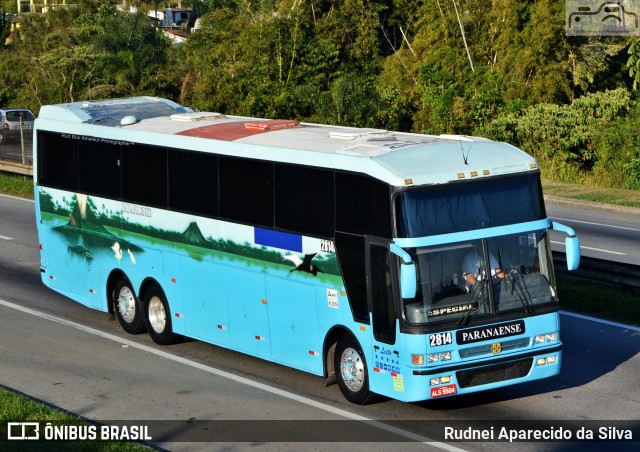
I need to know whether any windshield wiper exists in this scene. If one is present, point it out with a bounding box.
[457,281,485,327]
[497,249,535,315]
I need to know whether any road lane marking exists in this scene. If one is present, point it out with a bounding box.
[560,310,640,331]
[551,217,640,233]
[0,234,14,241]
[550,240,626,255]
[0,298,466,451]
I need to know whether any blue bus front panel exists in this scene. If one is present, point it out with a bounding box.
[376,313,562,402]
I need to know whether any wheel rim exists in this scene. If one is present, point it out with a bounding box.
[117,286,136,324]
[339,346,365,393]
[148,295,166,334]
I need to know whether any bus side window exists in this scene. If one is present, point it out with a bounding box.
[78,140,121,200]
[335,173,391,237]
[219,156,274,227]
[168,150,218,217]
[275,165,334,237]
[122,144,168,208]
[37,131,79,191]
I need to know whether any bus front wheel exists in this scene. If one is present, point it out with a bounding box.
[113,277,146,334]
[334,334,378,405]
[143,286,180,345]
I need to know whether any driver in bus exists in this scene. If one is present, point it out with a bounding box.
[462,249,506,290]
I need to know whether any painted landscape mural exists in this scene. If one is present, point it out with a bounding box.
[38,187,341,281]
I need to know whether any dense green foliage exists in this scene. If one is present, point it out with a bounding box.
[1,0,639,189]
[481,88,640,187]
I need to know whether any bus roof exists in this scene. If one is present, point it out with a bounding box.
[36,97,538,187]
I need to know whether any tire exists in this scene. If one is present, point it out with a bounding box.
[144,285,180,345]
[334,334,379,404]
[113,277,146,334]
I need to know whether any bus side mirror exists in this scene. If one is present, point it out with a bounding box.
[565,236,580,271]
[552,221,581,271]
[400,263,417,299]
[390,243,417,299]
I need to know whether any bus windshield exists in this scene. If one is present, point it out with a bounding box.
[395,174,545,238]
[402,230,557,325]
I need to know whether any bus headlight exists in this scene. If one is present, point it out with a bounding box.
[537,355,558,366]
[428,352,452,363]
[429,375,451,386]
[535,332,558,344]
[430,376,452,386]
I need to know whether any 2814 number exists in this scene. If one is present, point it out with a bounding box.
[429,332,453,347]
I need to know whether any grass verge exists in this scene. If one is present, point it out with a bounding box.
[557,274,640,326]
[542,178,640,209]
[0,171,34,199]
[0,388,148,450]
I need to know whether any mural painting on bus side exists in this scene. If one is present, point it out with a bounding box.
[282,253,324,276]
[38,187,340,278]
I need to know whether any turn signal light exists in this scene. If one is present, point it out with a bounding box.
[411,354,425,365]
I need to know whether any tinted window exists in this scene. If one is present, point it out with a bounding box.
[78,140,121,199]
[37,131,78,191]
[275,165,334,237]
[122,144,167,208]
[335,232,368,323]
[336,173,391,237]
[220,157,273,226]
[395,174,545,237]
[169,150,218,217]
[370,244,396,344]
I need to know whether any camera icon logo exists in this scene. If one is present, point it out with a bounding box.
[7,422,40,440]
[566,0,640,35]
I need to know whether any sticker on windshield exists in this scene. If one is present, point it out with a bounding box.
[429,302,478,318]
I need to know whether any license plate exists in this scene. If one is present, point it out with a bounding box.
[430,384,457,398]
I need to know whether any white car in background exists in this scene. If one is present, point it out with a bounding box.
[0,108,35,145]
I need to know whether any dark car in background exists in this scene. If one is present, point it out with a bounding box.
[0,108,35,145]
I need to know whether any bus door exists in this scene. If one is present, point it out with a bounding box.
[366,240,401,396]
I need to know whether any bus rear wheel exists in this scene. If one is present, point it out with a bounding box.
[113,277,146,334]
[143,286,180,345]
[334,334,378,405]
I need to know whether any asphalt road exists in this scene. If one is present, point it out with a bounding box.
[0,194,638,451]
[545,197,640,265]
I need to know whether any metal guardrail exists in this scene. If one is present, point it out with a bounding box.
[553,251,640,290]
[0,131,33,176]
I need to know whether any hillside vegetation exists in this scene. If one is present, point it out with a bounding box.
[2,0,640,189]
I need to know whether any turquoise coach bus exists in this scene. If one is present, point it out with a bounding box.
[33,97,580,404]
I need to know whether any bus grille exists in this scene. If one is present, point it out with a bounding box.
[456,358,533,388]
[459,338,530,359]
